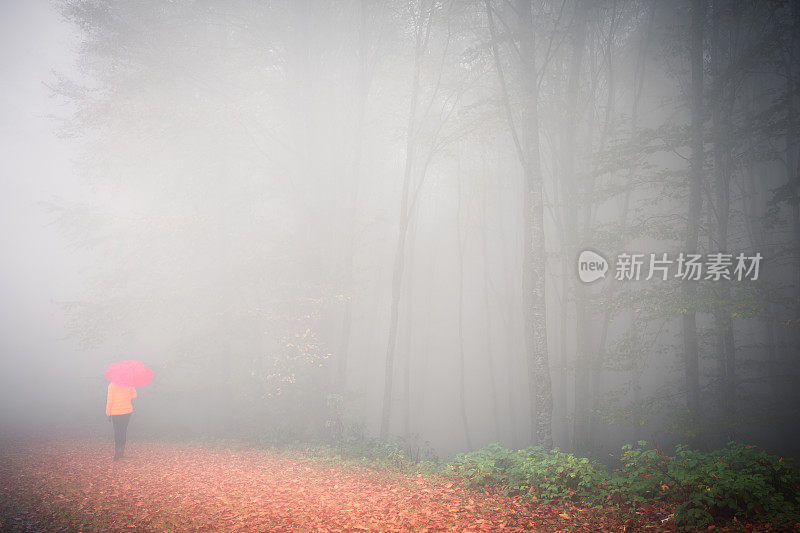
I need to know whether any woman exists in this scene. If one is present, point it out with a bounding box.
[106,382,137,460]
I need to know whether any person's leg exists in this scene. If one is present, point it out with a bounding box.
[118,413,131,456]
[112,415,123,459]
[112,413,131,459]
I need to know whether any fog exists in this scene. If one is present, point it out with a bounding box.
[2,0,799,463]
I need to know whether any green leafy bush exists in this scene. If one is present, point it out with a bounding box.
[451,443,607,502]
[450,443,528,494]
[667,443,800,529]
[607,440,672,506]
[450,441,800,530]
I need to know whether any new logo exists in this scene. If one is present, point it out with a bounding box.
[578,250,608,283]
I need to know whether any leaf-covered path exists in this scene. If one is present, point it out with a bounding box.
[0,438,658,532]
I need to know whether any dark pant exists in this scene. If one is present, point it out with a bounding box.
[112,413,131,458]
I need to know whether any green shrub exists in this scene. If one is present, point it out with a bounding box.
[451,443,528,494]
[451,443,607,502]
[667,443,800,529]
[450,441,800,530]
[607,440,673,506]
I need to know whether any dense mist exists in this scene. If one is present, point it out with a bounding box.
[2,0,799,468]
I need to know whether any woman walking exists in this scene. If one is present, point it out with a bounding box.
[106,382,136,460]
[104,359,153,461]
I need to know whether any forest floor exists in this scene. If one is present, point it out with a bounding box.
[0,437,749,532]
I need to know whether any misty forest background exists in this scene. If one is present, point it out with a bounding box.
[3,0,799,463]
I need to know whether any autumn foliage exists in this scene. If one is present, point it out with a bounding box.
[2,438,796,531]
[0,438,604,532]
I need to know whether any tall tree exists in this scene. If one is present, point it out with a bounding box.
[486,0,553,447]
[455,162,474,449]
[378,0,430,439]
[565,0,589,451]
[336,0,377,392]
[683,0,707,448]
[709,0,738,442]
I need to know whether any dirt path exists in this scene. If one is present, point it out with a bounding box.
[0,438,573,532]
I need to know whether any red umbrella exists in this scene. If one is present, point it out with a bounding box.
[105,360,153,387]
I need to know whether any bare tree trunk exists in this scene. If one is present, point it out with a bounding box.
[495,193,521,447]
[456,167,473,450]
[379,2,431,440]
[401,216,419,438]
[786,2,800,341]
[480,174,501,441]
[682,0,706,449]
[565,0,588,452]
[517,0,553,448]
[710,5,738,442]
[336,0,373,392]
[557,260,569,447]
[486,0,553,447]
[413,243,436,437]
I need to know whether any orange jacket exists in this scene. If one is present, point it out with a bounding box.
[106,383,136,416]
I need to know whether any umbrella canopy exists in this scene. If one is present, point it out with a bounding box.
[105,360,153,388]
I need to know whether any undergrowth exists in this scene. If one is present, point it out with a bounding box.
[451,441,800,530]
